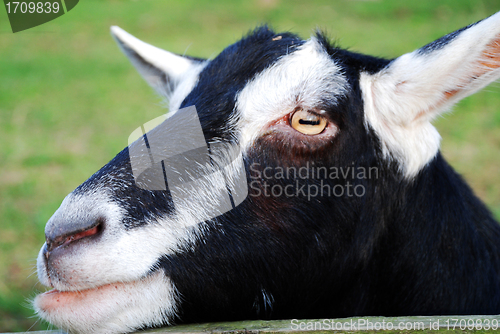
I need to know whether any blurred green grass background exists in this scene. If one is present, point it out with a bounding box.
[0,0,499,331]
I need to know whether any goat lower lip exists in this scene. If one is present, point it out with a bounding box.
[41,282,112,295]
[38,281,122,304]
[35,277,149,313]
[40,272,151,296]
[37,285,112,312]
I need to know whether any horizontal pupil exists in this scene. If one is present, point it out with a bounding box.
[299,119,320,126]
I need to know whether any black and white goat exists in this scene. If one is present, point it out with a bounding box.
[35,12,500,334]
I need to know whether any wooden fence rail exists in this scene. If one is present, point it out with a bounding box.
[4,315,500,334]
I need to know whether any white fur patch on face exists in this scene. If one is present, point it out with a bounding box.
[34,270,177,334]
[235,37,347,149]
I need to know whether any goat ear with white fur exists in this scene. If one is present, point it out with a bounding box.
[361,11,500,178]
[110,26,204,98]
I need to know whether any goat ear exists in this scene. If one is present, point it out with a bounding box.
[110,26,203,97]
[361,12,500,178]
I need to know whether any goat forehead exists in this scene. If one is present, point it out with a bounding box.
[234,38,348,149]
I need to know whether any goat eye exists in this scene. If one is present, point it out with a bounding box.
[290,109,328,135]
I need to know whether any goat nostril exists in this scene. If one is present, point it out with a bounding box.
[66,224,101,244]
[46,218,104,251]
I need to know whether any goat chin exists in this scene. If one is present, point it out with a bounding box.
[34,270,177,334]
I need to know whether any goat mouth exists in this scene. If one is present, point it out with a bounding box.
[35,276,148,312]
[38,282,125,304]
[34,270,171,333]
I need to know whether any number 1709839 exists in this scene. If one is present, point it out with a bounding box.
[5,2,60,14]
